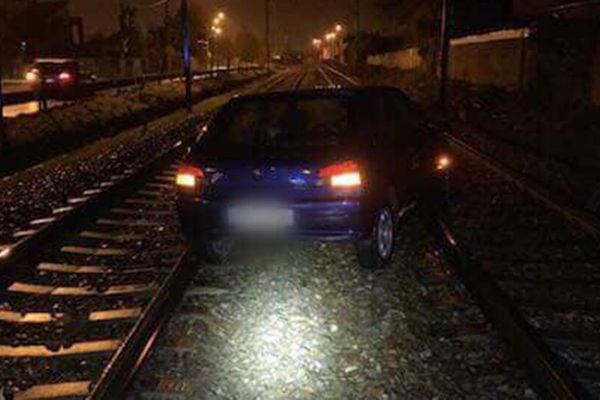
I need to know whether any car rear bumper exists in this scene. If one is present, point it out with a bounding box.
[177,197,368,242]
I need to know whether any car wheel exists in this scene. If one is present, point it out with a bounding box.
[197,237,234,264]
[356,206,395,269]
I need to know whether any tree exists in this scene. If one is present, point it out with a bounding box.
[0,0,29,151]
[0,0,30,72]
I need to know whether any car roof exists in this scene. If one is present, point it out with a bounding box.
[231,86,406,103]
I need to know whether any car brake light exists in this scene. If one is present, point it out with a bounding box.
[435,155,452,172]
[58,71,72,82]
[319,161,362,188]
[176,165,204,189]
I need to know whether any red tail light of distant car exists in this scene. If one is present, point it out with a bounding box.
[58,71,73,84]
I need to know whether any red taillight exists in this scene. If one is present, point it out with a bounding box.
[58,71,72,82]
[176,165,204,190]
[319,161,362,188]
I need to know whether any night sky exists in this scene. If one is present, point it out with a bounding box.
[69,0,385,51]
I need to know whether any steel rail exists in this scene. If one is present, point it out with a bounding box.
[89,250,196,399]
[302,62,595,399]
[320,62,361,86]
[436,133,600,399]
[0,67,287,281]
[424,211,589,400]
[0,68,295,399]
[444,132,600,240]
[89,68,303,399]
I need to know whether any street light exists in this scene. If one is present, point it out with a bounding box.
[335,24,343,33]
[209,12,227,71]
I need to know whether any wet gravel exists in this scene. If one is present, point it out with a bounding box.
[0,117,195,244]
[130,213,536,399]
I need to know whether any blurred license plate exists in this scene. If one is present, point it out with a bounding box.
[227,205,294,230]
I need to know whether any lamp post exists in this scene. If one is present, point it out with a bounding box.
[334,24,343,61]
[438,0,451,112]
[0,42,6,152]
[355,0,361,34]
[265,0,271,69]
[210,12,225,71]
[180,0,193,112]
[312,38,323,61]
[325,32,337,60]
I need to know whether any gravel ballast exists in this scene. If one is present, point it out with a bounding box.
[130,213,536,399]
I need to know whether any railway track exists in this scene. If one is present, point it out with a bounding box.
[127,65,536,399]
[1,64,555,399]
[0,69,306,400]
[322,62,600,399]
[430,144,600,400]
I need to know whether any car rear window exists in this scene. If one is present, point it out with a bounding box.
[201,95,369,157]
[36,62,76,74]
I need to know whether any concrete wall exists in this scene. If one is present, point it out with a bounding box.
[367,47,423,70]
[365,28,532,89]
[449,28,531,88]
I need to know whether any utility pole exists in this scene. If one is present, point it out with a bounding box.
[438,0,451,113]
[163,0,170,73]
[0,43,6,152]
[265,0,271,69]
[355,0,361,34]
[0,0,7,152]
[180,0,193,112]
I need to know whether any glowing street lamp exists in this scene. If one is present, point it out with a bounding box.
[335,24,343,33]
[213,12,226,27]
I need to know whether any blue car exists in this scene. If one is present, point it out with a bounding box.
[176,87,449,268]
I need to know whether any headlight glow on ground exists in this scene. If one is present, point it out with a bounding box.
[231,291,328,391]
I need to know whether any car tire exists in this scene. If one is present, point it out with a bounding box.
[196,237,234,264]
[356,206,395,269]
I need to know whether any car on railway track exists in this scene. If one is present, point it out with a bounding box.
[176,87,450,268]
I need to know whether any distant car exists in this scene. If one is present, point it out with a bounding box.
[176,87,450,268]
[25,58,96,97]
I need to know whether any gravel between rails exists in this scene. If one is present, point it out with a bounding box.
[129,213,536,400]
